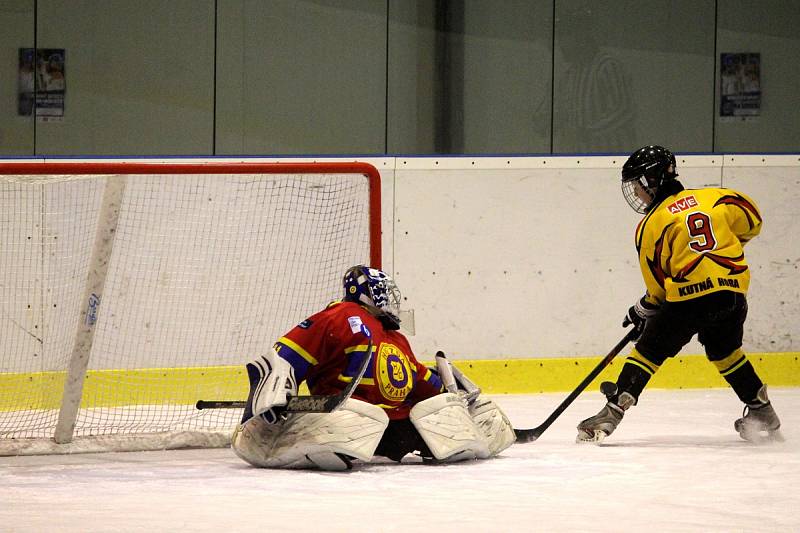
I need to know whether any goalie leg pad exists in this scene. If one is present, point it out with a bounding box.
[410,393,490,462]
[469,398,515,456]
[231,398,389,471]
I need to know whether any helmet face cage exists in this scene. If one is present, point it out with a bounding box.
[343,266,402,325]
[620,145,678,214]
[621,176,654,214]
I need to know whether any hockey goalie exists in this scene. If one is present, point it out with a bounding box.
[231,265,515,471]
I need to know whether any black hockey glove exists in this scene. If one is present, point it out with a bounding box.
[622,296,659,340]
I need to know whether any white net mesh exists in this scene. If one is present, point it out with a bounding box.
[0,165,376,452]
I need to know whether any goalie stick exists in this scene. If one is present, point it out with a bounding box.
[196,337,373,414]
[514,329,635,443]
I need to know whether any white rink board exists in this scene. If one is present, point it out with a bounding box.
[722,166,800,352]
[12,154,800,361]
[393,155,798,359]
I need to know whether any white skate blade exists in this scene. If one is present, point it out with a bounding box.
[576,428,608,444]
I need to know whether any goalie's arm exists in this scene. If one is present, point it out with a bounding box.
[242,318,374,422]
[405,358,445,405]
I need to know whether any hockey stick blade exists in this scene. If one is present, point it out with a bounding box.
[196,339,373,414]
[514,330,635,443]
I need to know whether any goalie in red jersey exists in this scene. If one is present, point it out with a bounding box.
[232,265,514,470]
[577,145,782,444]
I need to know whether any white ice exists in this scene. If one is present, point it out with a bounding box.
[2,388,799,533]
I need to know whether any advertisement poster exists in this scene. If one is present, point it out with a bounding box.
[18,48,66,121]
[720,52,760,120]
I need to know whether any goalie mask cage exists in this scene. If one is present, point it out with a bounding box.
[0,162,381,455]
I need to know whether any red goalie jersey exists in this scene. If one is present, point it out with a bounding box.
[273,300,443,420]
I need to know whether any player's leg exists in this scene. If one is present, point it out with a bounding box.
[232,398,389,471]
[577,302,694,442]
[373,418,434,462]
[409,393,491,462]
[699,292,781,441]
[468,397,516,455]
[373,399,513,463]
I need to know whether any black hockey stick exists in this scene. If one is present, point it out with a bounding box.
[196,338,373,414]
[514,330,635,443]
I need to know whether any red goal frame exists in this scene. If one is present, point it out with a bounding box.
[0,161,382,268]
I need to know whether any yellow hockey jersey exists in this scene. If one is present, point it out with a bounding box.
[635,187,762,304]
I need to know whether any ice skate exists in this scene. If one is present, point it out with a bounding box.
[576,382,635,444]
[735,385,783,443]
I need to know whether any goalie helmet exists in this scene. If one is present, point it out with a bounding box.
[343,265,402,329]
[621,145,679,214]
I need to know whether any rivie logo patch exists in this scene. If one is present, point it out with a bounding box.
[666,195,698,214]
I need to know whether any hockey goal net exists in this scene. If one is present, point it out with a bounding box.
[0,161,380,455]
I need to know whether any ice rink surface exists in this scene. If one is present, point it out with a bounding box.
[2,388,799,533]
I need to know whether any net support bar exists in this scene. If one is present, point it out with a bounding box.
[54,176,127,443]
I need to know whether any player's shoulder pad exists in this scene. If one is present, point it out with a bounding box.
[293,301,347,331]
[324,300,373,326]
[325,299,343,309]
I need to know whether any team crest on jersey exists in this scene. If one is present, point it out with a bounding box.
[376,342,413,401]
[666,195,697,214]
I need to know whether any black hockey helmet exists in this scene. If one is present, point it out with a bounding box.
[621,145,679,214]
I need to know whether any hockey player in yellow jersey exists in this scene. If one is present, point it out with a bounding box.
[576,145,782,443]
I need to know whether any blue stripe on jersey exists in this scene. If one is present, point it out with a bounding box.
[423,366,444,391]
[274,342,312,383]
[343,344,374,379]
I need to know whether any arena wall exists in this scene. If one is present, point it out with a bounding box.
[6,154,798,391]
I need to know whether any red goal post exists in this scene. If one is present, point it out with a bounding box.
[0,161,381,455]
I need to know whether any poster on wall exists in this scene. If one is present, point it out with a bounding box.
[18,48,66,121]
[720,52,760,120]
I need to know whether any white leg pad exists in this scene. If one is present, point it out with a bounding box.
[410,393,490,462]
[232,398,389,470]
[469,398,515,456]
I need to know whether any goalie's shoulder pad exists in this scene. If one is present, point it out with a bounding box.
[469,398,515,456]
[410,393,490,462]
